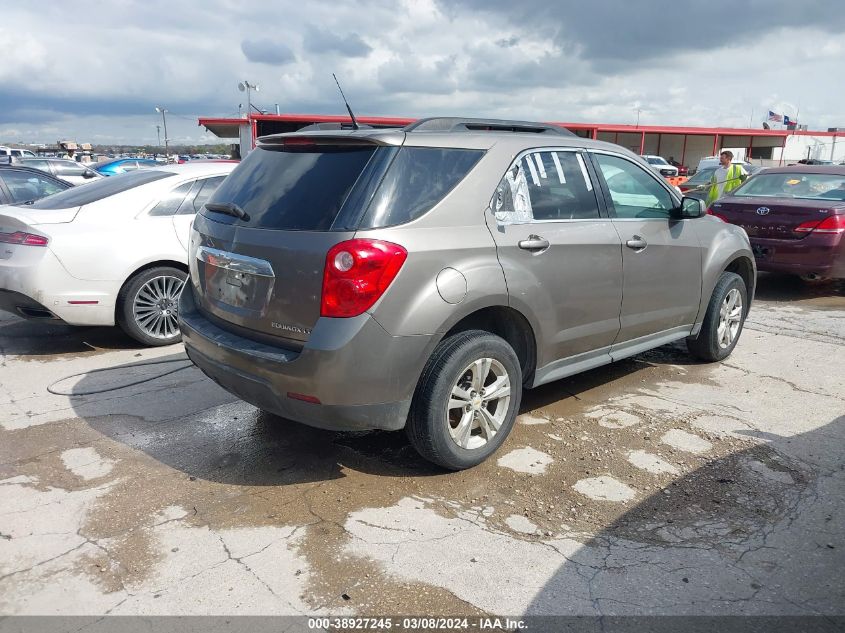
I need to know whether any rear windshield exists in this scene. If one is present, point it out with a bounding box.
[205,143,484,231]
[733,172,845,200]
[205,144,377,230]
[25,170,173,209]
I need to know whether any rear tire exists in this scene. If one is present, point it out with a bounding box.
[117,266,187,347]
[407,330,522,470]
[686,272,747,362]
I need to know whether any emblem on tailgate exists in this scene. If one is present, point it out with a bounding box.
[756,207,770,215]
[271,322,312,335]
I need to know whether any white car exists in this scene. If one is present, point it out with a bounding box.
[642,155,679,178]
[0,162,236,346]
[16,158,104,186]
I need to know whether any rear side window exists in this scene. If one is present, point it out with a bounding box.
[25,170,173,209]
[492,150,600,223]
[149,181,193,216]
[182,175,226,214]
[205,145,377,230]
[359,147,484,228]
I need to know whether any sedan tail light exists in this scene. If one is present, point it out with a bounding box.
[321,239,407,318]
[794,214,845,235]
[0,231,49,246]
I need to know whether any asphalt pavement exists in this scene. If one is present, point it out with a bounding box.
[1,274,843,622]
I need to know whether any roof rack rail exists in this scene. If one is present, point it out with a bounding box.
[404,117,574,136]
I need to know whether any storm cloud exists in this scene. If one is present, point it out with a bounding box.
[241,39,297,65]
[0,0,842,144]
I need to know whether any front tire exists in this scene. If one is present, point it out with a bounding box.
[407,330,522,470]
[686,271,747,362]
[117,266,187,347]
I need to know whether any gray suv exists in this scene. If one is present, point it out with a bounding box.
[179,118,755,470]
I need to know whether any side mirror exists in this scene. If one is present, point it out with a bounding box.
[672,196,705,219]
[83,169,97,178]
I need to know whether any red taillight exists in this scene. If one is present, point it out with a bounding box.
[0,231,49,246]
[321,239,408,318]
[794,214,845,235]
[706,208,728,223]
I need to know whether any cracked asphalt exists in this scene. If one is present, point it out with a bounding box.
[0,273,843,617]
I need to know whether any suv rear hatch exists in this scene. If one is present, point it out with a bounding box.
[189,133,485,347]
[190,135,397,346]
[713,171,845,239]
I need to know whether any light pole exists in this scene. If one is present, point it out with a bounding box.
[238,81,259,116]
[156,125,161,153]
[155,106,169,160]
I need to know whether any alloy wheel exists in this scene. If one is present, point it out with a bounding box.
[446,357,511,450]
[132,275,184,340]
[717,288,743,349]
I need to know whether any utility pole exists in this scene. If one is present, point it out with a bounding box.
[156,125,161,150]
[155,106,169,160]
[634,108,642,128]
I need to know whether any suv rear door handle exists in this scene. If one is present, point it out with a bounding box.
[625,236,648,251]
[518,235,550,251]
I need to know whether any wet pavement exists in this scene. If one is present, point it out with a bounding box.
[1,273,843,617]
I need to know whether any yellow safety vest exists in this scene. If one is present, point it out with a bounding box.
[707,164,744,206]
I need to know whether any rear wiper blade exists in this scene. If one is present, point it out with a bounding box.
[205,202,249,221]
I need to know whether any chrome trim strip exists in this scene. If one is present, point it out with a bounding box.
[196,246,275,278]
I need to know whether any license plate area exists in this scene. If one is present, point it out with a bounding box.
[197,246,275,317]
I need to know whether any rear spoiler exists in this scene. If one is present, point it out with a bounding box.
[257,130,404,148]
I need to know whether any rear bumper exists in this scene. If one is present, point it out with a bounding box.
[750,233,845,278]
[0,248,118,325]
[178,285,437,431]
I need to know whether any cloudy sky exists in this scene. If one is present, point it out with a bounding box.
[2,0,844,146]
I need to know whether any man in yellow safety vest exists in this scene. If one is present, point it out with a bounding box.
[707,150,747,206]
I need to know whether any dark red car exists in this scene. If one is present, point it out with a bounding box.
[708,166,845,281]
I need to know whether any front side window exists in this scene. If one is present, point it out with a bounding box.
[1,170,67,203]
[492,150,600,223]
[593,153,674,219]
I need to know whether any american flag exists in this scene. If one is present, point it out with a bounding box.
[768,111,784,123]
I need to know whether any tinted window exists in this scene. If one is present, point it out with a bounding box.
[360,147,484,228]
[594,154,674,219]
[1,170,67,203]
[206,145,376,230]
[25,170,173,209]
[182,175,226,214]
[492,150,600,223]
[149,181,194,216]
[733,172,845,200]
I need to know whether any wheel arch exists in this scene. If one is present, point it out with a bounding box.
[441,305,538,387]
[115,259,189,318]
